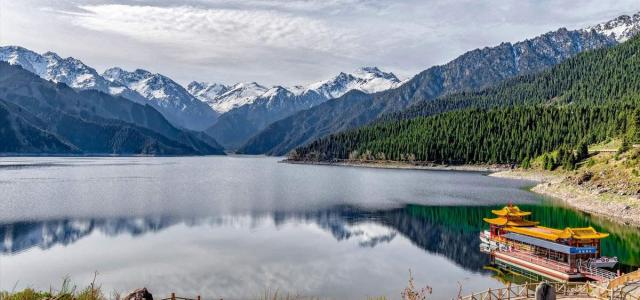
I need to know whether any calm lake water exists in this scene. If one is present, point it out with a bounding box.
[0,156,638,299]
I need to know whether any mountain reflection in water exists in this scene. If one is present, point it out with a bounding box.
[4,204,637,274]
[1,205,492,272]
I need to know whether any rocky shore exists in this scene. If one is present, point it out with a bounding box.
[491,170,640,228]
[283,159,512,173]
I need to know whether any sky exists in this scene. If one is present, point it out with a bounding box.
[0,0,638,86]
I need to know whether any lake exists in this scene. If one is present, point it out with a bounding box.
[0,156,638,299]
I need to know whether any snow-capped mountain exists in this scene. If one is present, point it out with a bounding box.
[103,67,218,131]
[305,67,403,99]
[191,82,269,114]
[585,11,640,42]
[187,81,229,105]
[202,67,401,149]
[189,67,401,115]
[0,46,146,103]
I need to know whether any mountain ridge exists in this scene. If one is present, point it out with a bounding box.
[201,67,402,149]
[0,62,225,155]
[238,15,633,156]
[102,67,219,131]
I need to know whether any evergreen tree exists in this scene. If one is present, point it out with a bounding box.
[628,108,640,144]
[619,137,631,155]
[576,141,589,161]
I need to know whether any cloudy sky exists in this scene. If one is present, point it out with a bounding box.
[1,0,638,86]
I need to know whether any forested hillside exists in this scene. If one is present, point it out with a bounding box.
[382,33,640,122]
[291,101,639,165]
[239,28,616,155]
[290,36,640,165]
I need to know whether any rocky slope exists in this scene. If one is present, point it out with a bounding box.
[492,147,640,228]
[205,87,326,148]
[103,67,218,131]
[585,11,640,42]
[0,99,78,154]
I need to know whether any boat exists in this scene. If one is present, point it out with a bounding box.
[480,204,618,282]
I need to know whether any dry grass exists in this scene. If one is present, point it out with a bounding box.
[400,270,432,300]
[1,275,106,300]
[2,271,437,300]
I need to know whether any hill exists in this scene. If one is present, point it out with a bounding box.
[289,34,640,164]
[238,27,616,155]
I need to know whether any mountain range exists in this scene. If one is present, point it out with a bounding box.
[0,62,224,155]
[0,45,403,151]
[290,31,640,164]
[202,67,402,148]
[238,12,640,156]
[0,46,218,131]
[1,11,639,156]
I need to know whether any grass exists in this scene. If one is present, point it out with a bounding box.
[588,138,624,153]
[1,275,106,300]
[1,271,439,300]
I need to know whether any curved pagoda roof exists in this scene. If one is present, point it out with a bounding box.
[491,205,532,217]
[484,217,539,227]
[505,226,609,241]
[483,205,609,241]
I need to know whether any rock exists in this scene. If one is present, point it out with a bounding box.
[123,288,153,300]
[575,172,593,185]
[535,282,556,300]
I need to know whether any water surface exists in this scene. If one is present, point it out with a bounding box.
[0,156,637,299]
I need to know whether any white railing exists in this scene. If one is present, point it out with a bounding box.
[459,281,630,300]
[578,260,617,281]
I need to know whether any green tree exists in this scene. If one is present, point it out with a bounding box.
[619,137,631,155]
[576,141,589,161]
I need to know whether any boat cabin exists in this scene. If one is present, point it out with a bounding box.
[482,205,613,281]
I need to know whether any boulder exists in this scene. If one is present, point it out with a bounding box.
[123,288,153,300]
[535,282,556,300]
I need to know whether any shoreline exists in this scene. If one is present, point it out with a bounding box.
[285,159,640,228]
[283,159,512,173]
[491,170,640,228]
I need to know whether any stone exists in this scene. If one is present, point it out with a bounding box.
[123,288,153,300]
[535,282,556,300]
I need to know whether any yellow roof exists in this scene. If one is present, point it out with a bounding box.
[491,205,532,217]
[484,217,539,227]
[505,226,608,241]
[566,227,609,240]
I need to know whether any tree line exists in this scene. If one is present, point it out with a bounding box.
[290,99,640,166]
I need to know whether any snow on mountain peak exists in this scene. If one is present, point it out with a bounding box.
[190,81,268,113]
[103,67,190,104]
[0,46,49,76]
[584,11,640,42]
[187,81,229,101]
[306,67,402,99]
[262,86,292,99]
[353,66,399,81]
[102,67,217,130]
[0,46,135,95]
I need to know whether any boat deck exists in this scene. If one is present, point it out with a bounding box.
[493,249,617,282]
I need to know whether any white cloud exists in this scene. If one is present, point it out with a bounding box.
[64,5,351,53]
[2,0,640,86]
